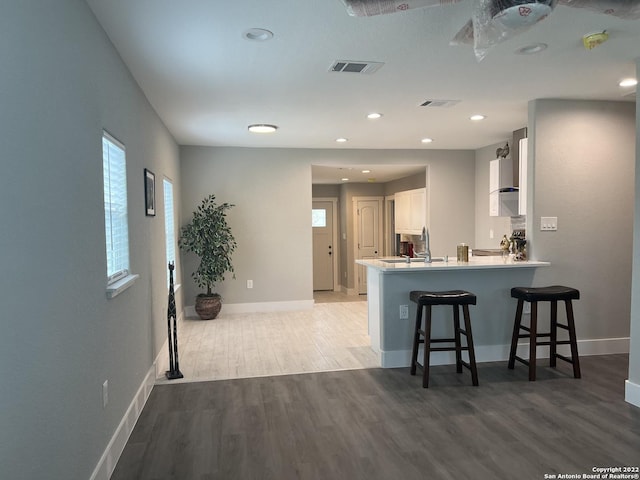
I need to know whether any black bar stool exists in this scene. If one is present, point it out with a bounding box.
[410,290,479,388]
[508,286,581,381]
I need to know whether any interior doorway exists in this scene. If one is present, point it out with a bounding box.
[312,198,338,291]
[353,196,383,295]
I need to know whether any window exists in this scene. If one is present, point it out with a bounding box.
[163,178,176,287]
[312,208,327,228]
[102,132,130,285]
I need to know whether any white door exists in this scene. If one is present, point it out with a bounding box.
[355,198,382,294]
[312,201,334,291]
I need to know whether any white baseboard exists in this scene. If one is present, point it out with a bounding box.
[379,337,630,368]
[185,299,314,317]
[625,380,640,408]
[90,321,182,480]
[89,364,155,480]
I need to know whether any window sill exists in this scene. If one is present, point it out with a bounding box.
[107,274,140,299]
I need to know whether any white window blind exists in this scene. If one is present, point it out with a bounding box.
[103,132,130,285]
[163,178,176,287]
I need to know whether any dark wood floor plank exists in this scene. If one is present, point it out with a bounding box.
[111,354,640,480]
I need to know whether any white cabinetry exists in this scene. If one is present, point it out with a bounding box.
[518,138,527,216]
[489,157,519,217]
[395,188,426,234]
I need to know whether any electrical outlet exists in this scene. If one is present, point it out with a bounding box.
[247,280,253,289]
[400,305,409,319]
[540,216,558,231]
[489,229,494,239]
[102,380,109,408]
[523,303,531,314]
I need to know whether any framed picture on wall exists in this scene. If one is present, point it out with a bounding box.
[144,168,156,216]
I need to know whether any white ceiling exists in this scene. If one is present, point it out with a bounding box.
[86,0,639,183]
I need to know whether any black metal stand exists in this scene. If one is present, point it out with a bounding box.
[166,262,183,380]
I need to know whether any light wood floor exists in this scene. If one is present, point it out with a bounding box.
[159,292,374,384]
[115,354,640,480]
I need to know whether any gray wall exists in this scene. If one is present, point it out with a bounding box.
[383,171,426,194]
[0,2,180,479]
[628,62,640,390]
[180,148,475,301]
[180,147,314,305]
[528,99,636,342]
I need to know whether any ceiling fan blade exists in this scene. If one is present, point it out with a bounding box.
[340,0,462,17]
[450,19,475,45]
[557,0,640,19]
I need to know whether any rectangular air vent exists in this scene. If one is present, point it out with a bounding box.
[420,99,460,108]
[329,60,384,74]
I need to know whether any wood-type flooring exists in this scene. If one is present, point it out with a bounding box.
[113,354,640,480]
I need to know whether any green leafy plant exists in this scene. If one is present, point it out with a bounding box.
[179,194,237,296]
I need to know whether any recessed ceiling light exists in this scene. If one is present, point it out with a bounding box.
[421,138,433,144]
[336,137,348,143]
[362,169,371,174]
[243,28,274,42]
[619,78,638,87]
[367,113,382,119]
[515,43,548,55]
[248,124,278,133]
[341,177,350,182]
[470,114,486,121]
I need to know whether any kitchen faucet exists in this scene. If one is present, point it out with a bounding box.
[421,227,432,263]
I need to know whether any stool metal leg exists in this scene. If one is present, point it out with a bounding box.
[550,300,558,368]
[410,304,422,376]
[462,305,479,386]
[422,305,432,388]
[508,300,524,369]
[565,300,581,379]
[453,305,463,373]
[529,301,538,381]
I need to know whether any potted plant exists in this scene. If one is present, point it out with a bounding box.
[179,194,237,320]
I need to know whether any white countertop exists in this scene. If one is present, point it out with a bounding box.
[356,256,550,272]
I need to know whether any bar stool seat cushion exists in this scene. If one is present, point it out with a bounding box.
[410,290,477,306]
[511,286,579,302]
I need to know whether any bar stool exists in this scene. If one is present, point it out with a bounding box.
[508,286,581,381]
[410,290,479,388]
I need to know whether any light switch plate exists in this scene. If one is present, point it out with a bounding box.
[540,216,558,231]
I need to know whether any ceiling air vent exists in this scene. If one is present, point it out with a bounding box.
[329,60,384,74]
[420,99,460,108]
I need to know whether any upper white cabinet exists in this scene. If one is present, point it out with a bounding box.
[518,138,528,216]
[395,188,426,235]
[489,156,519,217]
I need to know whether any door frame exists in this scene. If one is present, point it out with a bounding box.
[384,194,396,256]
[312,197,339,292]
[352,196,384,295]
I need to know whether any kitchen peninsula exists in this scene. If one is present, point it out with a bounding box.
[356,257,549,368]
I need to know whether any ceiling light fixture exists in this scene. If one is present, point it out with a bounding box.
[367,113,382,119]
[362,169,371,174]
[619,78,638,87]
[336,137,348,143]
[421,138,433,144]
[515,43,548,55]
[243,28,274,42]
[341,177,350,182]
[248,124,278,133]
[470,114,486,121]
